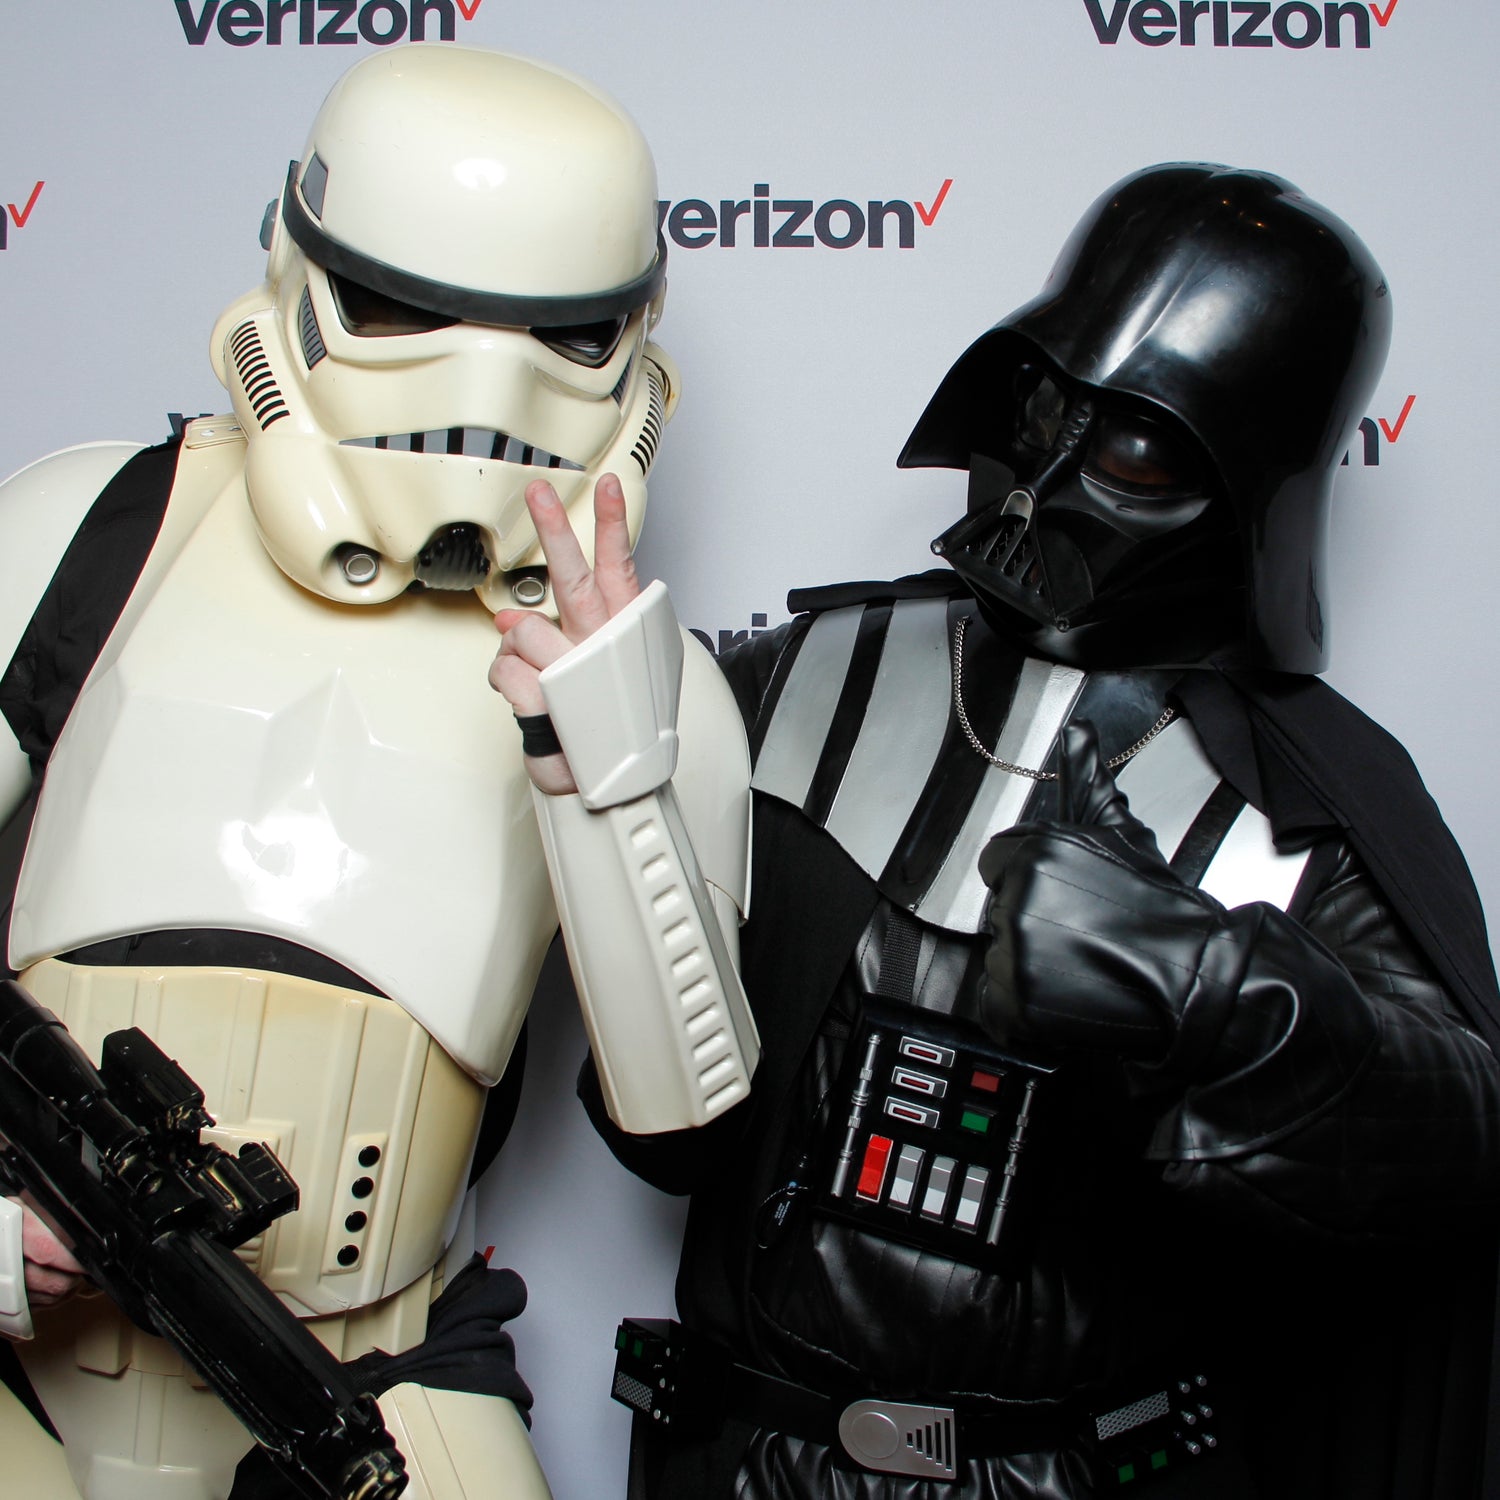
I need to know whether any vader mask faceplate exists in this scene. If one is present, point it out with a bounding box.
[905,163,1392,672]
[930,362,1241,668]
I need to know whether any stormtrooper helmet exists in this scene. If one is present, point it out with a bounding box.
[209,43,678,611]
[902,164,1391,672]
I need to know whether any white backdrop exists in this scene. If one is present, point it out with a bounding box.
[2,3,1497,1496]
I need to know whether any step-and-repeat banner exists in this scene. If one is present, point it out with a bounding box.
[3,3,1494,1494]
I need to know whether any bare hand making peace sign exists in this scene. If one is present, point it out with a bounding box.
[488,473,642,794]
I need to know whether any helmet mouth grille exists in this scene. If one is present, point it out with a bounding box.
[413,522,492,591]
[339,429,582,469]
[229,320,289,430]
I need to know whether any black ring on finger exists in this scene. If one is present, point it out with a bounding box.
[514,713,565,759]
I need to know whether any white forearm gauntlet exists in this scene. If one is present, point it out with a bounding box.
[535,583,759,1134]
[540,579,685,811]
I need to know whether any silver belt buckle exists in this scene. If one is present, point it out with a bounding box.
[837,1398,958,1480]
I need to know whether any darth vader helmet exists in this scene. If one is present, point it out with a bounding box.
[901,163,1391,672]
[210,43,676,612]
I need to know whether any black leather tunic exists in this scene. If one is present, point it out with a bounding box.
[588,590,1500,1500]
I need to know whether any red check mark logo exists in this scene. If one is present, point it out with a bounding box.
[456,0,482,17]
[1377,394,1415,443]
[8,181,44,229]
[916,179,953,227]
[1369,0,1398,26]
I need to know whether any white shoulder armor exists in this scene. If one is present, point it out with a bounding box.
[0,442,146,819]
[10,433,556,1084]
[533,583,758,1134]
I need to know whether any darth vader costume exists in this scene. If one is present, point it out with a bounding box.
[584,165,1500,1499]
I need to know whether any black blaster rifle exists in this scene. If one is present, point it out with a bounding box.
[0,978,407,1499]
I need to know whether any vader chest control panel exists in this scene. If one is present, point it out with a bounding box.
[818,997,1055,1270]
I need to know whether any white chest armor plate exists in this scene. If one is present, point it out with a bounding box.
[9,436,553,1083]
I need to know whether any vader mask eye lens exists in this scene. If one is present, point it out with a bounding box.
[532,317,628,368]
[327,271,460,337]
[1086,413,1205,494]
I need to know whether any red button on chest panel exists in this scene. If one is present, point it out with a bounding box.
[856,1135,895,1201]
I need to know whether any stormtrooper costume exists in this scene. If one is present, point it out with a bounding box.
[0,45,753,1500]
[521,166,1500,1499]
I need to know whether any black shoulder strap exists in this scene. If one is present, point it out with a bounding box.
[0,438,180,766]
[1167,781,1248,886]
[784,567,965,617]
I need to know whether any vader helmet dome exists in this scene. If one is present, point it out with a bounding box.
[210,43,677,610]
[902,163,1392,672]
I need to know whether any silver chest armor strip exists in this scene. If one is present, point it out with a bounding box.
[750,597,1311,929]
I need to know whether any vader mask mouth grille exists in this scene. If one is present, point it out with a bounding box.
[933,506,1046,606]
[974,513,1043,597]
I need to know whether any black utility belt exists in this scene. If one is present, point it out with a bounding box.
[726,1361,1080,1479]
[611,1318,1225,1487]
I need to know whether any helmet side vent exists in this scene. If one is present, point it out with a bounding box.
[298,286,327,370]
[628,366,666,475]
[229,319,290,430]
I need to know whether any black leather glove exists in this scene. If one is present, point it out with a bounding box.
[978,721,1379,1103]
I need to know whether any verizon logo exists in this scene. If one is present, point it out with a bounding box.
[1084,0,1398,47]
[658,179,952,251]
[1342,395,1416,465]
[0,182,45,252]
[689,613,774,659]
[173,0,478,47]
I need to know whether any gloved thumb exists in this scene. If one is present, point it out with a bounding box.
[1057,720,1169,869]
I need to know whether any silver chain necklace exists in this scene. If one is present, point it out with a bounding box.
[950,616,1176,781]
